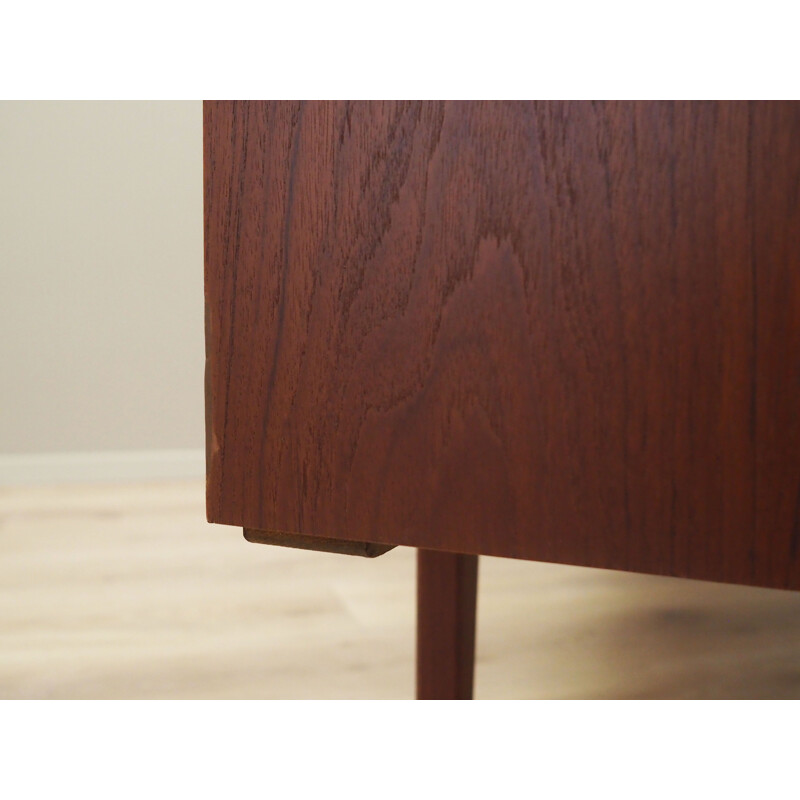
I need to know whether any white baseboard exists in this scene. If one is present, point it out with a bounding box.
[0,448,205,485]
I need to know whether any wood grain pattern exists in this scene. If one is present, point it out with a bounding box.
[416,550,478,699]
[204,101,800,589]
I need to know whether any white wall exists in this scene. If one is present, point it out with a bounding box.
[0,102,204,482]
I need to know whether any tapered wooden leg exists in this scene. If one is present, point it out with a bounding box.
[416,549,479,700]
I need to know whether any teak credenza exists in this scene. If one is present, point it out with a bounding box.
[204,101,800,699]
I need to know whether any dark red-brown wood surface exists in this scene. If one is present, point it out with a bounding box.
[417,550,478,700]
[204,101,800,589]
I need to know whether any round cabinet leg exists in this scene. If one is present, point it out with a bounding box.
[416,549,479,700]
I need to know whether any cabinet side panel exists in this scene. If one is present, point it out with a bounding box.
[203,101,800,589]
[753,102,800,588]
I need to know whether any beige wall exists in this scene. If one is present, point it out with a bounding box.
[0,102,203,466]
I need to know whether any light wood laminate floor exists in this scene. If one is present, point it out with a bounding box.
[1,480,799,699]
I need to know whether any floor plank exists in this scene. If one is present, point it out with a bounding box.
[1,480,799,699]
